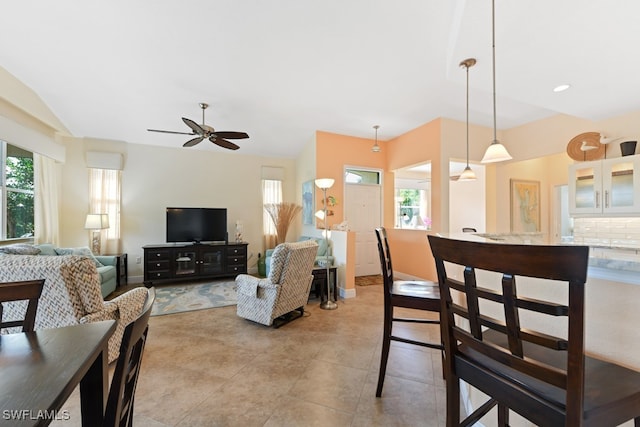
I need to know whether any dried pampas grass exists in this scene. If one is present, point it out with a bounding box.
[264,202,302,244]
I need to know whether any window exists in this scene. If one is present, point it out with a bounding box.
[394,163,431,230]
[89,168,122,253]
[1,142,34,239]
[345,168,380,184]
[262,179,282,249]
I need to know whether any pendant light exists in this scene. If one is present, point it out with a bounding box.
[372,125,381,152]
[481,0,512,163]
[458,58,477,181]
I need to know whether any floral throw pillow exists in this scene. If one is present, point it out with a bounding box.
[54,246,104,267]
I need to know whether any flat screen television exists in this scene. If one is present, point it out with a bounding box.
[166,207,227,243]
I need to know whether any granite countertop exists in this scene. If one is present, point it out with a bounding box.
[439,232,640,286]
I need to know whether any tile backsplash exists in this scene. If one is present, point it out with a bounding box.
[573,217,640,249]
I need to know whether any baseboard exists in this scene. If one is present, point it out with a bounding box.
[339,287,356,299]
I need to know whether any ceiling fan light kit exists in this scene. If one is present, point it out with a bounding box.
[481,0,512,164]
[147,102,249,150]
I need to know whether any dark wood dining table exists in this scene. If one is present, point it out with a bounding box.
[0,320,116,426]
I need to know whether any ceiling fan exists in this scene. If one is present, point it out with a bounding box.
[147,103,249,150]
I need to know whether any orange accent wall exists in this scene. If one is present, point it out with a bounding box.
[384,119,441,281]
[315,121,442,282]
[315,130,387,228]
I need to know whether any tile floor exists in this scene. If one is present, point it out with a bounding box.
[54,282,446,426]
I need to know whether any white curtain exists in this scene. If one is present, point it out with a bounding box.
[33,153,60,245]
[89,168,122,254]
[262,179,282,251]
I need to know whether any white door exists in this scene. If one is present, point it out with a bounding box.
[345,183,382,276]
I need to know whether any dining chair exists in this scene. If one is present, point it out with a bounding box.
[428,235,640,426]
[0,279,45,332]
[374,227,443,397]
[104,286,155,427]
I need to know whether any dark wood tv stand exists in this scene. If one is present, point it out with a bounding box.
[143,242,248,285]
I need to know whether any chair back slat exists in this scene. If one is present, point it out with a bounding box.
[104,287,155,427]
[428,235,589,420]
[375,227,394,289]
[0,280,45,333]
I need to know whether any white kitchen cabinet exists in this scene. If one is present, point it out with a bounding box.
[568,154,640,216]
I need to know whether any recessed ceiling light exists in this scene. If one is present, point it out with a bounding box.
[553,84,571,93]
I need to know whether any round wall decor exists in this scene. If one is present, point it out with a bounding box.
[566,132,605,161]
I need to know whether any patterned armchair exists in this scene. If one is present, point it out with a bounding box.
[236,240,318,327]
[0,254,148,362]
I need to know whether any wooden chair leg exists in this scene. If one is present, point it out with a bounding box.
[376,306,393,397]
[497,403,509,426]
[446,375,460,427]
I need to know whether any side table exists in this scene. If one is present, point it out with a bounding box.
[106,253,128,287]
[310,266,337,302]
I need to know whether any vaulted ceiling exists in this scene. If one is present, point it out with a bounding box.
[2,1,639,158]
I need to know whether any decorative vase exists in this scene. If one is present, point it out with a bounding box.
[620,141,637,156]
[257,253,266,277]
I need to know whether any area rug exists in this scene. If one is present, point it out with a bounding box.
[151,280,237,316]
[356,275,383,286]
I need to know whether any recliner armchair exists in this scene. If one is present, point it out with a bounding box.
[236,240,318,327]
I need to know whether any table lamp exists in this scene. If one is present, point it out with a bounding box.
[84,213,109,255]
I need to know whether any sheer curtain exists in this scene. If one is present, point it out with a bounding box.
[262,179,282,251]
[89,168,122,254]
[33,153,60,245]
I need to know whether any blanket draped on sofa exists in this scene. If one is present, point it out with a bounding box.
[0,254,147,362]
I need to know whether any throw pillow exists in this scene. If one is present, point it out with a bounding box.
[0,243,41,255]
[54,246,104,267]
[35,243,57,256]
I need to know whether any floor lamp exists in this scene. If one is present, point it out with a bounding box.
[84,213,109,255]
[315,178,337,310]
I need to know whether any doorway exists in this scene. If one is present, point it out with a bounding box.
[344,169,382,276]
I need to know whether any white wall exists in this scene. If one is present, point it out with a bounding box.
[59,138,298,283]
[449,163,486,233]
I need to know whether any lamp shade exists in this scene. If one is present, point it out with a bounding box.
[458,166,477,181]
[84,214,109,230]
[315,178,335,189]
[481,141,512,163]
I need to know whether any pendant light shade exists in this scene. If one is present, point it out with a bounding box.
[372,125,381,152]
[459,166,477,181]
[481,140,512,163]
[458,58,477,181]
[481,0,512,164]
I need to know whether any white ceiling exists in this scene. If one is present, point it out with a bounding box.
[2,1,639,158]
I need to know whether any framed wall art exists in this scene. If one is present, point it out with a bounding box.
[302,180,314,225]
[510,179,540,232]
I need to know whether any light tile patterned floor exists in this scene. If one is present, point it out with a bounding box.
[54,282,445,426]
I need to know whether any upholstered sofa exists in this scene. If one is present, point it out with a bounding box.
[264,235,333,276]
[39,244,118,297]
[236,240,318,326]
[0,254,148,362]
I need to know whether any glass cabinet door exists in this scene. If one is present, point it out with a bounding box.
[199,248,223,275]
[174,250,197,276]
[602,155,640,213]
[569,161,601,215]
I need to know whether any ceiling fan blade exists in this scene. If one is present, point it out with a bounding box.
[183,136,204,147]
[213,131,249,140]
[147,128,195,136]
[209,136,240,150]
[182,117,205,135]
